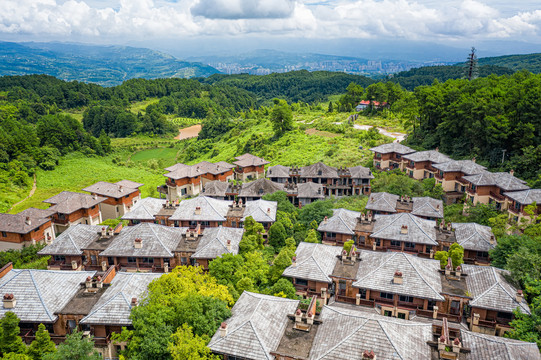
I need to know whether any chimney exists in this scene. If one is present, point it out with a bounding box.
[267,208,271,215]
[71,260,78,270]
[226,240,232,252]
[93,194,98,200]
[439,220,444,230]
[452,338,462,354]
[101,261,107,272]
[134,238,143,249]
[131,297,137,307]
[85,276,93,288]
[101,227,107,237]
[295,308,302,323]
[321,288,327,305]
[108,227,114,236]
[445,257,453,275]
[361,212,366,221]
[219,322,228,338]
[3,294,16,309]
[119,185,123,192]
[195,223,201,235]
[323,216,328,224]
[510,169,514,176]
[393,270,403,284]
[435,147,439,152]
[292,256,296,267]
[341,250,347,262]
[516,290,524,303]
[489,235,496,245]
[96,276,103,288]
[430,248,434,259]
[455,266,462,277]
[25,217,31,226]
[446,222,452,231]
[194,206,202,215]
[362,350,376,360]
[164,262,169,273]
[400,225,408,234]
[472,157,476,163]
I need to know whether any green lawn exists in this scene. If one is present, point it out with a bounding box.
[9,152,165,214]
[129,98,160,114]
[131,147,178,167]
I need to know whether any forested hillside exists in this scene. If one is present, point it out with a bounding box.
[478,53,541,73]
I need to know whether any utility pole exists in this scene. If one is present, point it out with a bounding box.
[502,149,506,164]
[466,47,478,81]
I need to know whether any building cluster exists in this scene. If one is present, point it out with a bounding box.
[370,143,541,223]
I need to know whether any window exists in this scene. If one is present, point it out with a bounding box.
[116,206,119,214]
[396,154,401,159]
[107,257,115,266]
[399,295,414,303]
[376,153,382,159]
[90,255,97,265]
[201,221,210,226]
[390,240,401,247]
[325,232,336,239]
[358,235,366,245]
[427,300,436,311]
[181,257,188,265]
[181,188,187,195]
[383,310,393,317]
[476,251,489,259]
[359,288,367,299]
[295,278,308,286]
[397,312,406,319]
[141,257,154,264]
[404,242,415,249]
[439,171,444,178]
[409,171,413,177]
[379,292,394,300]
[497,311,513,319]
[1,232,6,237]
[127,257,137,264]
[425,245,432,254]
[471,185,476,191]
[125,194,129,198]
[374,239,381,246]
[53,255,65,262]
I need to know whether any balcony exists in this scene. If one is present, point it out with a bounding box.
[416,309,462,323]
[397,301,417,309]
[358,298,375,307]
[478,319,496,328]
[489,191,505,202]
[336,295,357,304]
[496,317,513,327]
[93,333,112,346]
[375,297,394,306]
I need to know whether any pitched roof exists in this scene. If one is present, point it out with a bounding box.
[503,189,541,205]
[38,224,102,256]
[18,207,56,219]
[300,162,339,178]
[365,192,399,213]
[201,181,229,198]
[348,165,374,179]
[114,180,144,188]
[461,330,541,360]
[121,197,166,221]
[208,292,299,360]
[309,305,433,360]
[371,213,438,245]
[266,165,290,178]
[463,264,531,314]
[411,197,444,218]
[403,150,452,163]
[99,223,187,258]
[242,199,277,223]
[239,179,285,198]
[233,153,270,167]
[352,251,444,301]
[165,161,233,180]
[192,226,245,259]
[215,161,236,169]
[0,269,96,323]
[83,181,139,198]
[452,223,496,252]
[297,182,325,199]
[169,196,232,222]
[282,242,342,283]
[369,142,416,155]
[80,272,161,326]
[317,208,361,235]
[432,160,486,175]
[0,214,51,234]
[44,191,106,214]
[463,171,529,191]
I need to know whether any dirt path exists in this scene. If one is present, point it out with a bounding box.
[9,174,37,212]
[175,124,202,140]
[353,124,407,142]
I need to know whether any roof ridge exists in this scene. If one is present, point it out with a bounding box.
[148,223,174,257]
[407,214,437,244]
[202,196,227,221]
[315,316,370,360]
[248,318,272,360]
[28,270,55,322]
[308,248,332,283]
[83,273,137,322]
[491,269,529,313]
[403,254,443,300]
[377,319,405,360]
[355,252,394,283]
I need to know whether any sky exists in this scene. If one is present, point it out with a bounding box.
[1,0,541,59]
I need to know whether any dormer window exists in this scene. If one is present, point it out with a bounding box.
[317,170,322,176]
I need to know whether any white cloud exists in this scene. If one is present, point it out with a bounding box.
[0,0,540,42]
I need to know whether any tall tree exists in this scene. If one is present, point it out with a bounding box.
[168,324,219,360]
[0,312,26,356]
[270,99,293,136]
[27,324,56,360]
[43,331,100,360]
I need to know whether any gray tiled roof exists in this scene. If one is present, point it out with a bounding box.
[215,161,236,169]
[99,223,187,258]
[369,142,416,155]
[411,197,444,218]
[266,165,290,178]
[192,226,245,259]
[208,291,299,360]
[461,330,541,360]
[432,160,486,175]
[165,161,232,180]
[504,189,541,205]
[242,200,277,223]
[300,162,339,178]
[282,242,342,283]
[38,224,101,256]
[297,182,325,199]
[0,269,96,323]
[233,153,270,167]
[0,214,51,234]
[452,223,496,252]
[18,208,56,219]
[44,191,106,214]
[83,181,139,198]
[462,171,529,192]
[403,150,451,163]
[80,272,161,326]
[317,208,360,235]
[169,196,232,222]
[463,265,530,314]
[309,305,433,360]
[121,197,166,221]
[348,165,374,179]
[352,251,444,301]
[239,179,284,198]
[115,180,144,188]
[201,181,229,197]
[365,192,399,213]
[371,213,438,245]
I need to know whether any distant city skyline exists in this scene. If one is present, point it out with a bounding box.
[1,1,541,60]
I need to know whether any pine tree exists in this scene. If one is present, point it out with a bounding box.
[43,331,100,360]
[0,312,26,356]
[27,324,56,360]
[327,101,333,113]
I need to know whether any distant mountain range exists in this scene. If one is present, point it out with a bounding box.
[0,42,219,86]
